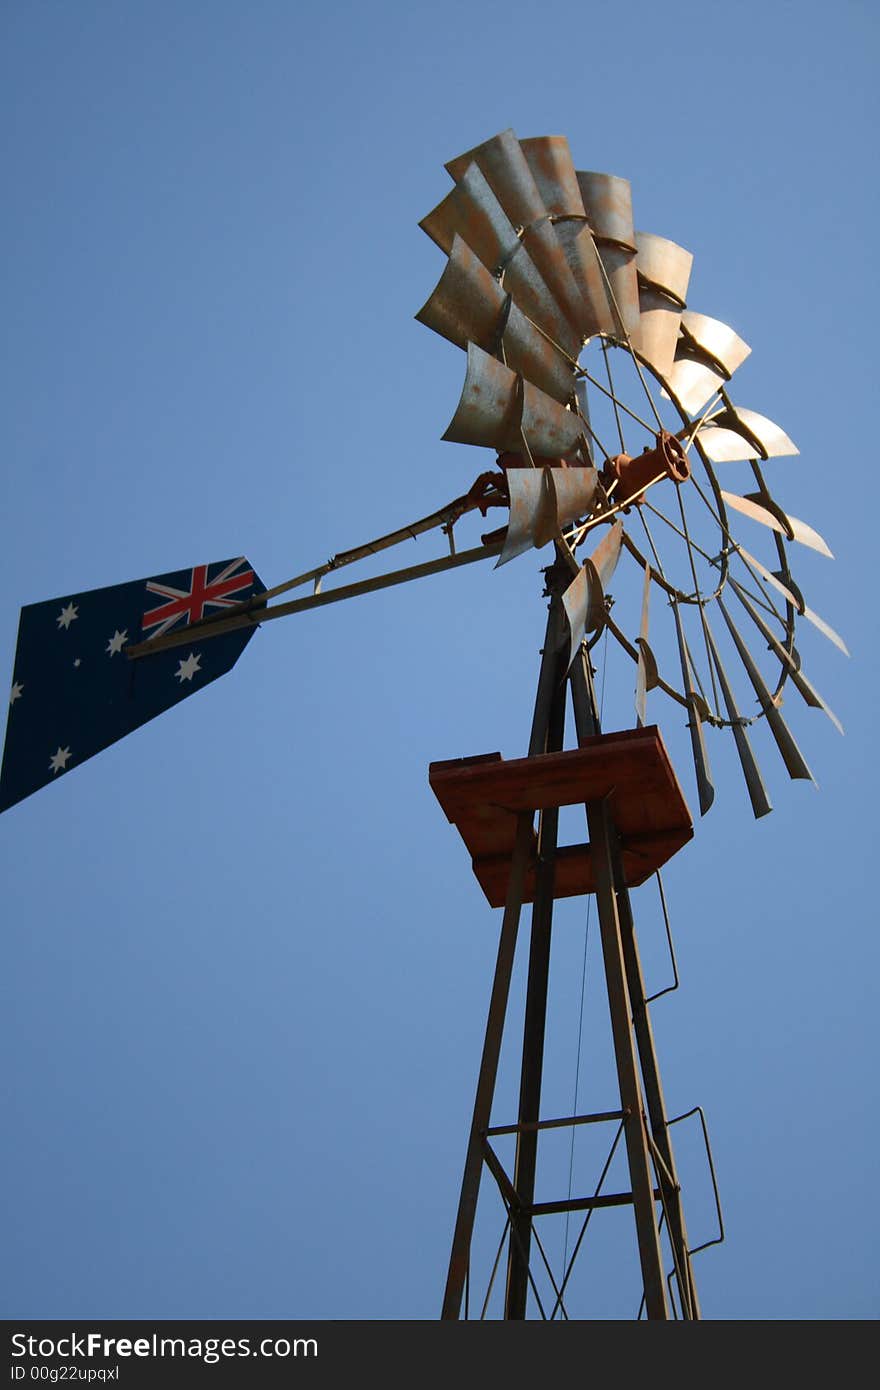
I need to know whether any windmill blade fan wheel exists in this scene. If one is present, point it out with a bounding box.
[417,128,846,819]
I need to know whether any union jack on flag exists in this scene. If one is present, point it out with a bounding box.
[0,555,265,812]
[143,558,257,639]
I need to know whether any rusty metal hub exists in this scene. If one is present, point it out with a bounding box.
[602,429,690,509]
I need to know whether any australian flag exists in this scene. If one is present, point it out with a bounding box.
[1,556,265,812]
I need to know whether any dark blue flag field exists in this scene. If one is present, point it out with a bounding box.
[0,557,265,812]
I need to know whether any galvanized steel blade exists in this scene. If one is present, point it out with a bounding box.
[773,514,833,558]
[590,517,624,592]
[727,578,844,733]
[560,520,624,670]
[500,247,582,361]
[443,345,588,459]
[576,171,640,336]
[734,544,799,608]
[634,232,693,305]
[746,493,833,558]
[446,128,549,222]
[671,601,715,815]
[799,603,849,656]
[416,232,507,351]
[721,490,834,558]
[416,235,576,404]
[665,313,750,413]
[497,470,554,567]
[681,312,752,376]
[665,314,750,415]
[442,343,521,450]
[420,163,581,359]
[520,378,589,457]
[560,564,597,671]
[445,129,587,344]
[635,562,657,727]
[574,379,594,464]
[663,360,721,417]
[629,232,693,379]
[697,407,798,461]
[736,546,849,655]
[631,288,685,381]
[497,277,581,403]
[420,159,521,262]
[704,616,773,818]
[717,597,814,782]
[519,136,614,337]
[548,467,599,530]
[496,464,599,568]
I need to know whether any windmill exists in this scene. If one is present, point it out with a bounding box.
[1,129,845,1319]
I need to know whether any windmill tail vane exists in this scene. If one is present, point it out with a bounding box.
[0,558,266,813]
[0,462,611,812]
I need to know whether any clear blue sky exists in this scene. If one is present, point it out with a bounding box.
[1,0,876,1320]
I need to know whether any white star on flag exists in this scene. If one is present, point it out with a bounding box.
[10,682,23,706]
[56,603,78,630]
[49,746,71,775]
[106,629,129,656]
[174,652,202,683]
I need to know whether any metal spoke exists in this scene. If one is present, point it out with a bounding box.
[683,617,715,714]
[577,361,654,437]
[676,391,724,452]
[635,506,718,715]
[602,340,627,454]
[688,473,792,629]
[590,241,665,432]
[575,411,616,469]
[730,556,790,626]
[641,499,717,569]
[638,507,668,576]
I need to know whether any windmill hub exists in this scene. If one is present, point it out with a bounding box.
[602,428,690,510]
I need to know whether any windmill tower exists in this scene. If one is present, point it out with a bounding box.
[413,130,845,1320]
[0,128,845,1320]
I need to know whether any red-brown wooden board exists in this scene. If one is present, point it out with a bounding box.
[429,726,693,907]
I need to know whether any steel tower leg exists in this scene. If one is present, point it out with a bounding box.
[584,794,670,1318]
[504,595,567,1319]
[441,591,564,1321]
[608,830,700,1318]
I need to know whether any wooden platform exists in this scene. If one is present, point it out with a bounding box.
[429,726,693,908]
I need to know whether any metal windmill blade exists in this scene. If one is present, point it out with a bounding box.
[629,231,694,378]
[719,489,833,558]
[575,170,641,337]
[420,162,582,359]
[560,520,624,669]
[665,311,751,415]
[696,404,798,461]
[634,562,658,727]
[444,129,591,339]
